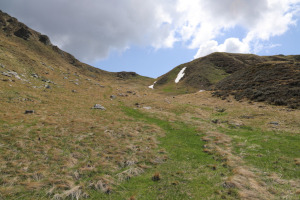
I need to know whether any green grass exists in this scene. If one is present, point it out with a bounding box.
[222,126,300,179]
[87,106,238,199]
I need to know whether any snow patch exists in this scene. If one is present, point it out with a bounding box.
[148,81,157,89]
[175,67,186,83]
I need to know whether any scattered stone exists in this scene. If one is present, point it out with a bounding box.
[269,121,279,125]
[135,103,140,108]
[211,119,219,124]
[223,181,236,188]
[45,85,51,89]
[240,115,254,119]
[64,77,68,79]
[31,73,39,78]
[72,90,77,93]
[1,71,21,79]
[0,64,5,68]
[143,106,152,110]
[152,172,160,181]
[74,82,79,85]
[1,72,12,77]
[118,93,128,97]
[24,110,34,114]
[41,78,50,82]
[229,121,244,127]
[92,104,106,110]
[110,95,116,99]
[127,91,133,94]
[216,108,226,113]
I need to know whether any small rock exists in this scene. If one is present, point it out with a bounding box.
[8,71,21,80]
[269,121,279,125]
[216,108,226,113]
[45,85,51,89]
[118,93,128,97]
[92,104,106,110]
[152,172,160,181]
[0,64,5,68]
[25,110,35,114]
[74,82,79,85]
[31,73,39,78]
[110,95,116,99]
[72,90,77,93]
[143,106,152,110]
[211,119,219,124]
[223,181,236,188]
[1,72,12,77]
[240,115,254,119]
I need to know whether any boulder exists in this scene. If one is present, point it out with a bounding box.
[39,35,51,45]
[14,27,32,40]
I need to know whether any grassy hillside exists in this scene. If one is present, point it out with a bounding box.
[154,52,265,94]
[0,11,299,200]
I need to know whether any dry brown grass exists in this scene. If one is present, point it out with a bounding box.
[0,31,168,199]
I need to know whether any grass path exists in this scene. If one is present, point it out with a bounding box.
[88,106,237,199]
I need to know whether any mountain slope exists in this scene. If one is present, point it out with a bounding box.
[0,10,299,200]
[154,52,265,94]
[154,52,300,108]
[214,60,300,108]
[0,10,153,84]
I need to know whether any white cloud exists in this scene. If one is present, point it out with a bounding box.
[194,38,250,59]
[174,0,300,58]
[1,0,300,62]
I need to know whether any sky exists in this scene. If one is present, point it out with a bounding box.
[1,0,300,78]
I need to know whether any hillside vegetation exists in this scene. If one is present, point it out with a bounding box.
[0,10,299,200]
[154,52,300,109]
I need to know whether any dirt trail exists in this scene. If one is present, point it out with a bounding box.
[202,131,274,200]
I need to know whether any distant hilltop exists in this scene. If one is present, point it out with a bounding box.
[152,52,300,108]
